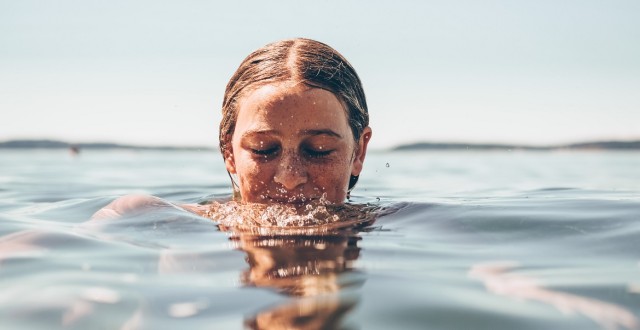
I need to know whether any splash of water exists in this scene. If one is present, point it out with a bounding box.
[203,196,382,235]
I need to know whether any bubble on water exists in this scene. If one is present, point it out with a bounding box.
[385,163,390,168]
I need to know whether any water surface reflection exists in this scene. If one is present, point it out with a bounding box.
[232,231,366,329]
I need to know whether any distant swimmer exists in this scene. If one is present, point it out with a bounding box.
[69,144,80,156]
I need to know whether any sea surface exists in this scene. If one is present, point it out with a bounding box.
[1,149,639,330]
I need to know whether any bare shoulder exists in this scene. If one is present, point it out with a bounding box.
[90,194,209,221]
[90,194,175,220]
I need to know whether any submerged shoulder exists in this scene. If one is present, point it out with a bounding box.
[90,194,209,221]
[90,194,174,220]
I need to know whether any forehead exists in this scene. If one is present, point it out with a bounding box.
[234,84,351,134]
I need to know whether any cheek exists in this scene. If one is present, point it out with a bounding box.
[308,160,352,200]
[234,156,273,196]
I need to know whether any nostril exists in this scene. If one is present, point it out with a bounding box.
[273,152,308,189]
[274,166,307,190]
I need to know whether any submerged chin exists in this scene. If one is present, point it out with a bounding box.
[237,181,350,205]
[241,192,347,206]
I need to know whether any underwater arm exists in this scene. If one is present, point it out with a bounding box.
[178,203,209,217]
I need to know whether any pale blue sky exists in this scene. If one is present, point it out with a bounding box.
[1,0,639,149]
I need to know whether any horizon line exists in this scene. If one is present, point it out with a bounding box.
[2,138,640,151]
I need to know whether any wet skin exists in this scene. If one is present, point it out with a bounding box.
[225,83,372,205]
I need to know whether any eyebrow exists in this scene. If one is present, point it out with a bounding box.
[240,129,281,140]
[241,128,343,140]
[299,129,343,138]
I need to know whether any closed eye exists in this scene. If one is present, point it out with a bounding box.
[251,147,279,156]
[304,148,334,159]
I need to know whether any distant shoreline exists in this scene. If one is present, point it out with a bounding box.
[392,140,640,151]
[0,139,214,151]
[1,139,639,151]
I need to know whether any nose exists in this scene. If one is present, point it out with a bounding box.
[273,152,308,190]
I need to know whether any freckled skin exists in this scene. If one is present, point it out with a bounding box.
[225,84,371,204]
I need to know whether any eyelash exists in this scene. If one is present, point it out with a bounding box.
[249,147,334,159]
[250,147,279,156]
[304,148,333,159]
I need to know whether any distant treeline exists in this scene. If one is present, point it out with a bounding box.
[0,139,213,151]
[393,140,640,151]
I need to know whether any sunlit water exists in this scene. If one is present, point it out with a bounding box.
[1,149,639,329]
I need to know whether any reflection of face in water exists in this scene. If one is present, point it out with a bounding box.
[207,191,387,329]
[235,234,362,296]
[205,158,379,329]
[230,231,366,330]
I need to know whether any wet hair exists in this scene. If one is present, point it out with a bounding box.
[220,38,369,191]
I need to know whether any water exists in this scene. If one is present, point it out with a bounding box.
[1,149,639,329]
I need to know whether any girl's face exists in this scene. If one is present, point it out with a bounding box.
[225,83,371,205]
